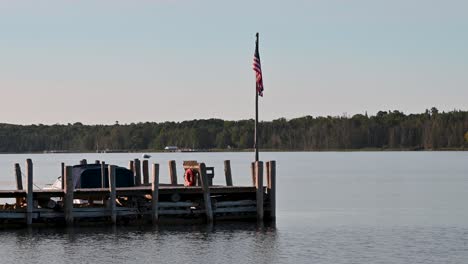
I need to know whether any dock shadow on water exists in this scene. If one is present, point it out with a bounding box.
[0,222,279,264]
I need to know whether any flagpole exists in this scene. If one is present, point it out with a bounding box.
[254,33,259,162]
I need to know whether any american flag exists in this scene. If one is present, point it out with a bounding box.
[253,34,264,97]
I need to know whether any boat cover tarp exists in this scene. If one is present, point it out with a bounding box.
[72,164,134,188]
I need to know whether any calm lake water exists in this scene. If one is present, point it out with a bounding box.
[0,152,468,264]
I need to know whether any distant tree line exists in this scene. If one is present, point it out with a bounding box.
[1,108,468,153]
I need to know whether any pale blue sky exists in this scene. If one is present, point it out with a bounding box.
[0,0,467,124]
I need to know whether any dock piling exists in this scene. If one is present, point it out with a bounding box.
[199,163,213,223]
[64,165,74,226]
[128,160,134,173]
[108,165,117,224]
[26,159,33,225]
[251,162,256,186]
[142,160,149,185]
[267,161,276,220]
[80,159,87,165]
[151,163,160,224]
[14,163,23,206]
[224,160,233,186]
[169,160,178,185]
[60,162,65,190]
[255,161,264,221]
[134,159,141,186]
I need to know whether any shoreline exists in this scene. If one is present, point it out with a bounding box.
[0,148,467,155]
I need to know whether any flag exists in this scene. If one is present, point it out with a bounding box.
[253,35,264,97]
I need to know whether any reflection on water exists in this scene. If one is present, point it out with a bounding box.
[1,223,278,264]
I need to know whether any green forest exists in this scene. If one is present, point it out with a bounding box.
[1,108,468,153]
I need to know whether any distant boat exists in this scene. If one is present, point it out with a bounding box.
[142,154,151,159]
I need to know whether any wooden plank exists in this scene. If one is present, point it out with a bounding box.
[169,160,178,185]
[134,159,141,186]
[255,161,264,221]
[142,160,149,185]
[214,206,257,213]
[158,209,193,215]
[224,160,233,186]
[151,163,159,224]
[64,165,74,226]
[108,165,117,224]
[198,163,213,222]
[14,163,23,206]
[268,160,276,219]
[26,159,33,225]
[215,200,256,207]
[158,201,197,208]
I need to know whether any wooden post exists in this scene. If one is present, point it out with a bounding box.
[108,165,117,224]
[142,160,149,185]
[25,159,33,225]
[266,161,271,190]
[255,161,264,221]
[64,166,74,226]
[169,160,178,185]
[251,162,256,186]
[268,160,276,220]
[60,162,65,190]
[128,160,134,173]
[101,161,106,204]
[133,159,141,186]
[199,163,213,223]
[101,161,106,188]
[14,163,23,206]
[95,160,100,164]
[80,159,87,165]
[224,160,233,186]
[151,163,160,224]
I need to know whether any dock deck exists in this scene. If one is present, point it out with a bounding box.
[0,159,276,226]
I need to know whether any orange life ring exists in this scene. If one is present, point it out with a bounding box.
[184,169,196,186]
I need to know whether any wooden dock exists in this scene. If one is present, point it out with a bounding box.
[0,159,276,227]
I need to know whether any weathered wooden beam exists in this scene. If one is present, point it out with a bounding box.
[169,160,178,185]
[134,159,141,186]
[214,200,256,207]
[151,163,159,224]
[14,163,23,206]
[268,160,276,220]
[64,165,74,226]
[266,161,271,189]
[214,206,257,213]
[60,162,65,190]
[142,160,149,186]
[251,162,256,186]
[255,161,264,221]
[224,160,233,186]
[100,161,106,188]
[108,165,117,224]
[199,163,213,222]
[128,160,135,173]
[101,161,106,204]
[26,159,33,225]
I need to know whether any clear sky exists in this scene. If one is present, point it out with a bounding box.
[0,0,467,125]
